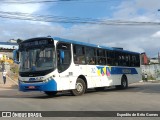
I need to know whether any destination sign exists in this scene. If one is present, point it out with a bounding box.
[23,40,48,47]
[20,38,54,48]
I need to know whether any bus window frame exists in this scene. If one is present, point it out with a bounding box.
[85,46,97,65]
[73,43,140,67]
[73,44,86,65]
[97,48,106,65]
[57,42,72,73]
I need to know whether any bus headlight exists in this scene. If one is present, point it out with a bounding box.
[47,77,53,81]
[38,77,44,81]
[43,76,53,82]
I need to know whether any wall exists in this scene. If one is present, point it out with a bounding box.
[141,64,160,80]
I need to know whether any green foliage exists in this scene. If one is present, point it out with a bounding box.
[148,75,156,80]
[142,75,145,80]
[0,60,4,64]
[10,64,19,74]
[9,63,19,81]
[142,74,156,80]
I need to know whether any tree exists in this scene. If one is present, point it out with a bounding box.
[17,38,23,44]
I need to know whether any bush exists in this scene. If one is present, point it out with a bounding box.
[148,75,156,80]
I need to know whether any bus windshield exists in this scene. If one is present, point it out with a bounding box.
[19,47,56,72]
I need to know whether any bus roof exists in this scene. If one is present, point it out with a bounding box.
[22,37,140,55]
[53,37,140,55]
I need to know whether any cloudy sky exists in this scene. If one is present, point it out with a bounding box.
[0,0,160,57]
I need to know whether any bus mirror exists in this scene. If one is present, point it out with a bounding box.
[13,49,20,64]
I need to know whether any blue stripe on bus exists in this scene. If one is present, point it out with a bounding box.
[110,67,138,74]
[96,66,138,76]
[19,79,57,92]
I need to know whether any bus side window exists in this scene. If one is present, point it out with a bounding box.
[89,57,95,64]
[73,45,86,64]
[131,55,136,67]
[107,51,115,66]
[136,55,140,67]
[97,49,106,65]
[125,55,130,66]
[85,47,96,65]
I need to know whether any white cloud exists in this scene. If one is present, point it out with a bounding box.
[0,0,160,58]
[0,4,42,13]
[0,20,65,41]
[106,0,160,57]
[1,18,159,57]
[113,0,160,22]
[136,0,160,10]
[152,31,160,38]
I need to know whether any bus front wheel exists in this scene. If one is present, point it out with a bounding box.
[71,78,86,96]
[116,76,128,89]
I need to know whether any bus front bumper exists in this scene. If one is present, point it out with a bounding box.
[19,80,57,92]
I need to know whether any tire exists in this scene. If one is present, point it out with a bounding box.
[71,78,86,96]
[95,87,105,91]
[44,91,57,96]
[116,76,128,89]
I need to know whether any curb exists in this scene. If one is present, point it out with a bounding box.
[139,80,160,83]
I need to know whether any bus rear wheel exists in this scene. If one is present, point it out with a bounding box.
[44,91,57,96]
[116,76,128,89]
[71,78,86,96]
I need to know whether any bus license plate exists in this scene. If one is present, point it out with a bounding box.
[28,86,35,89]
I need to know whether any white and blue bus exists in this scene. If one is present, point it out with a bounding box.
[14,37,141,96]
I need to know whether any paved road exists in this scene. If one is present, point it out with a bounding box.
[0,74,160,120]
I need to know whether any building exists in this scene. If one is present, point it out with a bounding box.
[7,39,17,43]
[141,52,149,65]
[0,42,18,60]
[0,42,18,49]
[141,52,160,80]
[150,58,159,64]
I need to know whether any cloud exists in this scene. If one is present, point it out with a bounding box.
[152,31,160,38]
[0,3,42,13]
[106,0,160,57]
[61,24,159,55]
[113,0,160,22]
[0,18,160,57]
[0,20,65,41]
[0,0,160,57]
[0,2,59,39]
[136,0,160,10]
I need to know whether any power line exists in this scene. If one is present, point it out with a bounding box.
[1,0,110,4]
[1,0,74,3]
[0,11,160,26]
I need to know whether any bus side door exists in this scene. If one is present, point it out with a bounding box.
[57,42,72,90]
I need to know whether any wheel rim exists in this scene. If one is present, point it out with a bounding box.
[122,79,126,87]
[76,83,83,93]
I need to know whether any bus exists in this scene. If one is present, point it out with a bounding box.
[13,37,141,96]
